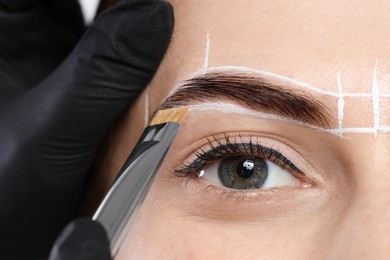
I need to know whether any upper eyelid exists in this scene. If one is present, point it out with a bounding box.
[175,134,304,177]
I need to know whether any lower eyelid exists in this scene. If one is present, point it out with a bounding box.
[184,178,311,203]
[168,174,323,223]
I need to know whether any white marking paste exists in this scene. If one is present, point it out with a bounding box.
[202,34,211,72]
[189,103,341,137]
[189,103,390,138]
[337,72,344,136]
[169,36,389,137]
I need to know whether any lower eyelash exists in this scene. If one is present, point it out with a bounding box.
[175,133,303,178]
[198,183,286,202]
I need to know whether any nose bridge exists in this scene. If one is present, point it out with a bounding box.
[326,134,390,259]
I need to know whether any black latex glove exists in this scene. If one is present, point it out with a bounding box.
[49,219,111,260]
[0,0,85,93]
[0,0,173,259]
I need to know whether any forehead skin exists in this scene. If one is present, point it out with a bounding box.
[90,0,390,258]
[96,0,390,181]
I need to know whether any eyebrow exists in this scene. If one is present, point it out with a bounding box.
[155,72,333,128]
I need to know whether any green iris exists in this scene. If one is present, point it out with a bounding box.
[218,156,268,189]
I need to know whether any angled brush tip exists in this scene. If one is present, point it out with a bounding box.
[150,107,189,125]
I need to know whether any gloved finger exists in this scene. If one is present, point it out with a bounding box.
[0,0,84,92]
[0,0,38,11]
[96,0,118,16]
[0,0,173,257]
[19,0,173,143]
[44,0,85,35]
[49,219,111,260]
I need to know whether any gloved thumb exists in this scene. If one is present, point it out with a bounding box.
[0,0,38,11]
[49,218,111,260]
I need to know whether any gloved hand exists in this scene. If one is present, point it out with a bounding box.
[49,219,111,260]
[0,0,85,93]
[0,0,174,259]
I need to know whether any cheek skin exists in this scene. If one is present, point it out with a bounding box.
[115,164,345,260]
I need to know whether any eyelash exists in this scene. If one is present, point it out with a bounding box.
[175,133,304,180]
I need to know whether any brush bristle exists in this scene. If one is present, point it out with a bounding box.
[150,107,189,125]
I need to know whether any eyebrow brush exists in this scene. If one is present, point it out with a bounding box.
[92,106,188,256]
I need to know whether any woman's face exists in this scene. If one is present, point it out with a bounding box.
[102,0,390,258]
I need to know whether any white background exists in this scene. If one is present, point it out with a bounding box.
[78,0,100,24]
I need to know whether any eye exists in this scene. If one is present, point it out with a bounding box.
[199,155,296,190]
[175,134,305,192]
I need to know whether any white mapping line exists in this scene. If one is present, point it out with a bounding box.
[165,63,390,136]
[202,34,211,72]
[187,65,390,98]
[329,126,390,134]
[188,103,390,137]
[190,103,390,138]
[338,93,390,97]
[144,88,149,127]
[372,62,380,135]
[161,34,211,101]
[188,102,342,137]
[337,72,344,135]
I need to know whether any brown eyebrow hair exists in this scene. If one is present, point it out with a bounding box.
[155,72,333,128]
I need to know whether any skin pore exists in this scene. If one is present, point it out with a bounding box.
[91,0,390,259]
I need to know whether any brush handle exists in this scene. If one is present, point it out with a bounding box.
[93,122,180,256]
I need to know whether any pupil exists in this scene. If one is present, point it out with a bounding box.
[236,160,254,179]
